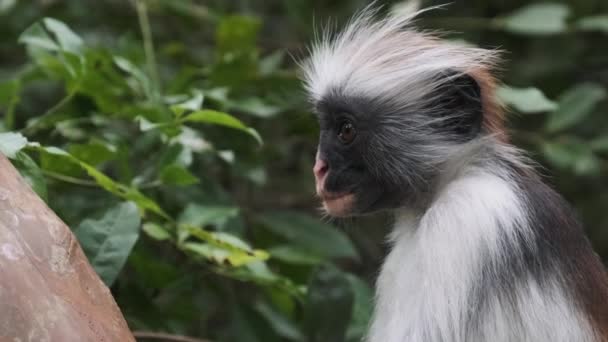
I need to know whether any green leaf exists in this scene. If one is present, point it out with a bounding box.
[542,139,601,176]
[142,222,171,241]
[178,204,239,229]
[304,265,354,342]
[259,51,285,76]
[218,260,305,298]
[18,22,59,51]
[69,140,116,166]
[181,225,269,266]
[160,164,199,186]
[497,85,557,113]
[345,275,374,341]
[75,202,141,286]
[590,136,608,152]
[577,15,608,33]
[42,18,84,54]
[268,245,324,265]
[0,0,16,13]
[542,140,585,169]
[114,56,153,99]
[0,132,28,158]
[36,145,169,218]
[258,211,359,260]
[546,83,606,133]
[229,97,281,118]
[216,15,261,53]
[0,79,20,107]
[498,3,570,35]
[170,89,204,117]
[11,152,47,201]
[254,300,304,340]
[183,241,266,267]
[182,109,262,145]
[0,79,21,130]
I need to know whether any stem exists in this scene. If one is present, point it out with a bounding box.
[135,0,161,100]
[139,180,162,189]
[5,95,18,130]
[424,17,499,31]
[22,89,77,135]
[43,170,99,187]
[133,331,211,342]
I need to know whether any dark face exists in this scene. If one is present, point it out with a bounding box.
[312,74,483,217]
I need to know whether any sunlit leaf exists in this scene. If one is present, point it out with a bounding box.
[546,83,606,133]
[542,139,601,176]
[178,204,239,229]
[75,202,141,286]
[259,51,285,76]
[498,3,570,35]
[170,89,204,117]
[497,85,557,113]
[0,0,16,13]
[268,245,323,265]
[590,136,608,152]
[258,211,359,260]
[229,97,281,118]
[183,240,266,267]
[42,18,84,54]
[218,261,305,298]
[142,222,171,241]
[182,225,269,266]
[114,56,153,98]
[18,22,59,51]
[69,140,117,166]
[160,164,199,186]
[36,145,169,218]
[11,151,47,201]
[216,15,261,53]
[577,15,608,33]
[182,109,262,144]
[0,132,27,158]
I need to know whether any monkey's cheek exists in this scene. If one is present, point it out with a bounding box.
[322,194,356,217]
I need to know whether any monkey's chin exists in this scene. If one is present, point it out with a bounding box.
[321,194,356,217]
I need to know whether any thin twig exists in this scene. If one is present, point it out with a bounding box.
[22,89,77,134]
[135,0,161,100]
[133,331,211,342]
[42,170,99,187]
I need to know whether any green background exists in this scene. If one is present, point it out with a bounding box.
[0,0,607,341]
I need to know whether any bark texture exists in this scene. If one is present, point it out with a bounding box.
[0,154,134,341]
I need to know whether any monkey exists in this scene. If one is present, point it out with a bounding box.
[301,7,608,342]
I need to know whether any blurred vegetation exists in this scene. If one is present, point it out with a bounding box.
[0,0,607,341]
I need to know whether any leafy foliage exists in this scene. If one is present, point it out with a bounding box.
[0,1,607,341]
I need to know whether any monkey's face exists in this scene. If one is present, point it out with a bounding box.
[313,75,483,217]
[312,94,430,217]
[303,11,492,217]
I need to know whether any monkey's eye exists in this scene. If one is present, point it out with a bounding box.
[338,120,356,144]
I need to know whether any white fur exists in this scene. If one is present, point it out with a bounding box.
[302,8,598,341]
[368,168,596,342]
[300,7,498,111]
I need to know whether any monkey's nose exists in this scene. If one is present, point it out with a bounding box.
[313,158,329,184]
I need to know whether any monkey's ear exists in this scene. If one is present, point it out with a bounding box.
[431,71,483,140]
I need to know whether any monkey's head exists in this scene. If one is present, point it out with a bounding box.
[302,9,503,217]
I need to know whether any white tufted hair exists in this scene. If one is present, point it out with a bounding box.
[300,6,499,112]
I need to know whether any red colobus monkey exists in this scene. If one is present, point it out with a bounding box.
[302,7,608,342]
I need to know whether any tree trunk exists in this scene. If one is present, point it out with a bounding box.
[0,154,135,341]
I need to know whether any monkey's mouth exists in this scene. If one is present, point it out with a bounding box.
[319,191,350,201]
[318,191,356,217]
